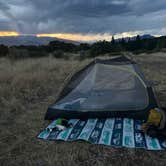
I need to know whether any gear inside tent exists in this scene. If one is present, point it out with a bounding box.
[45,56,158,120]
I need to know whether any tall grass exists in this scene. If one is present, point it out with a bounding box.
[0,53,166,166]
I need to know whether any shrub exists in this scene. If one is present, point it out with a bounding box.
[0,45,8,57]
[8,47,29,60]
[52,50,65,58]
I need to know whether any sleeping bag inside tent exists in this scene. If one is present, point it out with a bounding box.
[45,56,158,120]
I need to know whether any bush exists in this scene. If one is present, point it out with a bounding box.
[28,51,48,58]
[0,45,8,57]
[52,50,64,58]
[8,47,29,60]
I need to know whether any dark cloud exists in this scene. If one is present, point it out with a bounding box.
[0,20,11,30]
[0,1,9,10]
[0,0,166,36]
[59,1,130,17]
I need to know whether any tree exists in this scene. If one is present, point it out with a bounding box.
[49,40,77,52]
[111,36,115,45]
[135,35,142,50]
[136,35,141,41]
[78,43,90,51]
[0,45,8,57]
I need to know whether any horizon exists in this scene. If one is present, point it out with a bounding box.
[0,31,161,43]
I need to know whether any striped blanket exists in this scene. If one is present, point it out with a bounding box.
[38,118,166,150]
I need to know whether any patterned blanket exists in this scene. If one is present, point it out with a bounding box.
[38,118,166,150]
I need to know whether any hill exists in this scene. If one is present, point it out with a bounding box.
[116,34,154,42]
[0,35,80,46]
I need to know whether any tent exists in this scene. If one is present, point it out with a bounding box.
[45,56,158,120]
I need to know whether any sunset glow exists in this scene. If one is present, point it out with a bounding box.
[36,33,113,42]
[114,32,139,39]
[0,31,139,41]
[0,31,20,36]
[36,32,137,42]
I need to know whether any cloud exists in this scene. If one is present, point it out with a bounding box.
[0,0,166,40]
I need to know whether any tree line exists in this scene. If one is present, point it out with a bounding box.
[0,35,166,58]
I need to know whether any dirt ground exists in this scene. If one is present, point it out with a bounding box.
[0,53,166,166]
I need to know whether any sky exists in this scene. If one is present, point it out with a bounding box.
[0,0,166,41]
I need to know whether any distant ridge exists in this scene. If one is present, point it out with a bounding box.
[116,34,155,42]
[0,34,155,46]
[0,35,80,46]
[140,34,154,39]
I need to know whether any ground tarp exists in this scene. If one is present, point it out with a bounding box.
[38,118,166,150]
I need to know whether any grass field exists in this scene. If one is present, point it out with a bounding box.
[0,53,166,166]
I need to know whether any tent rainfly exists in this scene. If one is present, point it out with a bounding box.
[45,56,158,120]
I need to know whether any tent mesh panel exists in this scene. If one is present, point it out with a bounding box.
[53,63,149,111]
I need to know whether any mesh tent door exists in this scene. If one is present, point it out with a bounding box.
[54,64,149,111]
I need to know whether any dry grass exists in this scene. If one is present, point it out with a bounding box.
[0,54,166,166]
